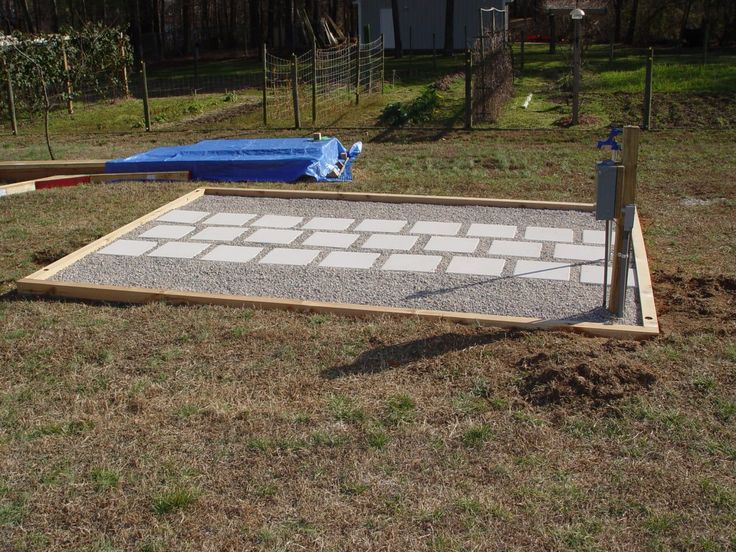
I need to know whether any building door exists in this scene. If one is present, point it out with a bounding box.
[380,8,394,49]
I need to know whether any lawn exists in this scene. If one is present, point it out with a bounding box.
[2,44,734,143]
[0,126,735,551]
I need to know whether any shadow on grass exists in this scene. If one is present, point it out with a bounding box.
[322,330,523,378]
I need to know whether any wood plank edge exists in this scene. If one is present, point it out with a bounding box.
[202,187,595,211]
[16,278,658,339]
[632,212,659,333]
[23,188,206,281]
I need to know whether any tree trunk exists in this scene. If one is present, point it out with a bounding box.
[17,0,34,32]
[153,0,163,59]
[391,0,402,58]
[443,0,455,54]
[51,0,60,32]
[625,0,638,44]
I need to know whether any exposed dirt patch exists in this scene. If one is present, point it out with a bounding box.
[553,114,601,127]
[164,98,260,130]
[653,272,736,333]
[517,345,656,406]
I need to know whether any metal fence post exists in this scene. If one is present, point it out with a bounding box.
[312,41,317,124]
[291,53,301,129]
[380,34,385,94]
[643,48,653,130]
[355,36,361,106]
[141,61,151,131]
[262,43,267,126]
[464,49,472,130]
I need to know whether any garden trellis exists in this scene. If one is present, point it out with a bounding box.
[263,36,384,127]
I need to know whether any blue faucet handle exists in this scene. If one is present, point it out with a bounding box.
[597,127,622,151]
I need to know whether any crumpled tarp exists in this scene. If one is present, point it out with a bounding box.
[105,137,362,183]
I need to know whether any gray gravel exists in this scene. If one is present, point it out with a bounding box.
[54,195,643,326]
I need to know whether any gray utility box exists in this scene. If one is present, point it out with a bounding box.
[595,161,619,220]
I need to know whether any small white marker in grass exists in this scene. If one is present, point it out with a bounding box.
[522,93,533,109]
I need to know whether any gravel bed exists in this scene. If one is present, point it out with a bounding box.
[53,195,643,326]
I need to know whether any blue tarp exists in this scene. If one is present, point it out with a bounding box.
[105,137,362,183]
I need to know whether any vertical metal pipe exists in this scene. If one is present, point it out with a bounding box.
[291,53,301,129]
[262,43,267,126]
[311,41,317,124]
[355,36,361,106]
[572,19,581,125]
[464,49,472,130]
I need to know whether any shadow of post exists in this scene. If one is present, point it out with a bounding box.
[322,329,525,379]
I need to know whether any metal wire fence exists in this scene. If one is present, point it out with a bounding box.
[264,36,384,127]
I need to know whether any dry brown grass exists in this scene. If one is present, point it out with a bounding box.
[0,129,734,551]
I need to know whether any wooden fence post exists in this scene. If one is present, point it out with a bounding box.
[291,53,301,129]
[3,60,17,135]
[262,43,268,126]
[141,61,151,132]
[464,49,472,130]
[119,32,130,98]
[61,43,74,114]
[643,48,653,130]
[608,126,641,313]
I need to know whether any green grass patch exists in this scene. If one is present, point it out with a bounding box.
[152,488,198,515]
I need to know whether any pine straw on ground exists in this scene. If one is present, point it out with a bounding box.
[0,130,734,551]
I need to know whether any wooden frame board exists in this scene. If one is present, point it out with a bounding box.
[16,187,659,339]
[0,171,191,197]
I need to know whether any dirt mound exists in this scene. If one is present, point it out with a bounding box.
[517,347,656,406]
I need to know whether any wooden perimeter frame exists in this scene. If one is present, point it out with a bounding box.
[16,187,659,339]
[0,171,191,197]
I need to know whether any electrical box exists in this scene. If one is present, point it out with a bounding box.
[595,161,619,220]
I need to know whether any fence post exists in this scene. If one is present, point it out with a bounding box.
[291,53,301,129]
[643,47,653,130]
[262,43,267,126]
[119,32,130,98]
[478,9,485,63]
[464,49,472,130]
[548,13,556,54]
[608,126,641,314]
[432,33,437,70]
[194,44,200,91]
[61,43,74,114]
[572,18,581,125]
[380,34,385,94]
[311,41,317,124]
[520,30,525,72]
[141,61,151,131]
[3,62,17,136]
[702,20,709,65]
[355,36,361,106]
[364,24,371,43]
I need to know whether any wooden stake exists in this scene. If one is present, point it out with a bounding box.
[643,47,653,130]
[61,43,74,114]
[119,32,130,98]
[141,62,151,132]
[2,60,17,135]
[608,126,641,313]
